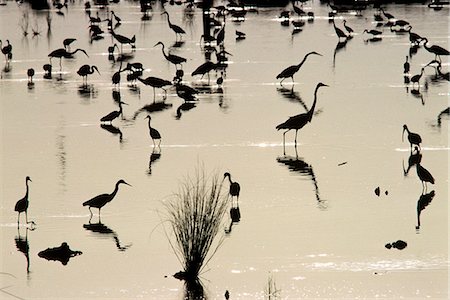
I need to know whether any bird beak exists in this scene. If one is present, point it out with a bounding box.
[122,102,129,106]
[125,183,132,187]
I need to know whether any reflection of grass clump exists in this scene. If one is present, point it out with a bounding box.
[265,272,281,300]
[165,168,228,285]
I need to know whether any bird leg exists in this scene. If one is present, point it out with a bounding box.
[282,130,289,155]
[88,207,93,217]
[294,129,298,145]
[25,211,28,224]
[17,213,20,225]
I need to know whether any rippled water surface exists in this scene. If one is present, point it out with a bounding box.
[0,0,449,299]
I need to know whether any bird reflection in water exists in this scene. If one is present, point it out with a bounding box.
[403,146,422,176]
[100,124,123,144]
[276,85,307,111]
[333,40,347,69]
[410,89,424,105]
[225,205,241,234]
[38,242,82,265]
[83,220,132,251]
[148,147,161,175]
[77,84,98,99]
[15,226,34,274]
[277,150,327,210]
[416,190,435,232]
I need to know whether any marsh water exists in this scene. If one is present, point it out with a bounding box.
[0,0,449,298]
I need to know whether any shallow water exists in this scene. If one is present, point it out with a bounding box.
[0,0,449,299]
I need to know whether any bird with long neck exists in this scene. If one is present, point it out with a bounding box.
[224,172,241,204]
[100,101,128,124]
[422,38,450,62]
[276,51,322,84]
[14,176,32,225]
[48,48,88,70]
[276,83,328,151]
[154,41,186,67]
[146,115,162,147]
[82,179,131,217]
[402,124,422,151]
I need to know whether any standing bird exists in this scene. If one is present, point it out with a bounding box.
[77,64,100,86]
[191,61,217,84]
[43,63,52,79]
[48,48,88,70]
[276,51,322,84]
[161,11,186,40]
[110,29,136,53]
[363,29,382,36]
[343,20,354,36]
[111,11,122,25]
[332,19,348,41]
[380,8,395,22]
[63,38,76,51]
[112,62,123,87]
[82,179,131,217]
[406,26,424,46]
[27,68,35,84]
[100,101,127,124]
[402,124,422,151]
[410,68,424,89]
[14,176,32,225]
[1,39,12,62]
[145,115,161,147]
[416,163,435,191]
[137,76,172,100]
[276,82,328,149]
[403,56,410,74]
[224,172,241,203]
[154,41,186,68]
[422,38,450,62]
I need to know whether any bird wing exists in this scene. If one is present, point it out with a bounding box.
[101,111,120,122]
[83,193,108,206]
[276,65,296,79]
[276,113,308,130]
[15,198,26,212]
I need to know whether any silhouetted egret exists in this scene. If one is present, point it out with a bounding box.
[161,11,186,40]
[27,68,35,84]
[191,61,217,83]
[77,64,100,85]
[403,56,410,74]
[82,179,131,217]
[343,20,354,36]
[110,29,136,53]
[410,68,424,89]
[276,51,322,84]
[137,76,172,100]
[63,38,76,51]
[403,124,422,151]
[101,101,127,124]
[422,38,450,62]
[14,176,32,224]
[416,163,434,191]
[111,11,121,24]
[112,62,123,87]
[406,27,424,46]
[363,29,382,36]
[0,39,12,62]
[224,172,241,203]
[380,8,395,21]
[154,41,186,68]
[276,83,328,149]
[332,19,348,41]
[145,115,161,147]
[48,48,88,70]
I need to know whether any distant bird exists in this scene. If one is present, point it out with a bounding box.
[224,172,241,203]
[0,39,12,62]
[403,146,422,176]
[403,56,410,74]
[276,82,328,148]
[77,64,100,85]
[27,68,35,84]
[332,19,348,41]
[276,51,322,84]
[145,115,162,147]
[343,20,354,36]
[48,48,88,70]
[110,29,136,53]
[191,61,217,83]
[82,179,131,217]
[89,11,101,24]
[235,30,246,40]
[43,63,52,78]
[137,76,172,100]
[216,25,225,46]
[391,19,409,28]
[292,20,305,29]
[380,8,395,21]
[410,68,424,89]
[363,29,382,36]
[402,124,422,151]
[63,38,76,51]
[100,101,127,124]
[154,41,186,68]
[108,44,119,58]
[406,26,424,46]
[14,176,32,224]
[422,38,450,62]
[161,11,186,40]
[112,62,123,87]
[416,163,435,191]
[111,10,121,24]
[292,3,306,16]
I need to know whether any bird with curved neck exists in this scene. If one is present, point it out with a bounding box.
[146,115,162,147]
[101,101,128,124]
[15,176,32,225]
[161,11,186,40]
[48,48,88,70]
[332,19,348,41]
[410,68,424,89]
[422,38,450,62]
[276,83,328,151]
[276,51,322,84]
[77,64,100,86]
[82,180,131,217]
[402,124,422,151]
[416,163,434,192]
[154,41,187,68]
[224,172,241,204]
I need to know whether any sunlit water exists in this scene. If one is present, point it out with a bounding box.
[0,0,449,299]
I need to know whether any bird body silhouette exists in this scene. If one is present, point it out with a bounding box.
[83,180,131,216]
[63,38,76,50]
[402,124,422,150]
[48,48,88,70]
[276,83,328,149]
[27,68,35,84]
[410,68,424,89]
[154,41,186,67]
[77,64,100,85]
[343,20,354,36]
[191,61,217,83]
[363,29,382,36]
[416,163,434,191]
[403,56,410,74]
[101,101,127,123]
[332,19,348,41]
[14,176,32,224]
[276,51,322,84]
[146,115,161,146]
[161,11,186,40]
[110,29,136,53]
[1,39,12,62]
[137,76,172,100]
[422,38,450,61]
[224,172,240,203]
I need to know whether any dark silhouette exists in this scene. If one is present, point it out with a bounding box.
[333,39,347,68]
[410,68,424,90]
[422,38,450,62]
[14,176,32,225]
[77,64,100,86]
[416,163,435,191]
[363,29,382,38]
[82,179,131,217]
[110,29,136,53]
[100,124,123,143]
[343,20,354,36]
[276,86,308,111]
[63,38,76,51]
[100,101,127,124]
[43,63,52,79]
[0,39,12,62]
[38,242,82,265]
[112,62,123,87]
[437,107,450,126]
[403,56,410,74]
[191,61,217,84]
[403,146,422,176]
[380,8,395,21]
[145,115,162,147]
[416,190,435,230]
[27,68,35,85]
[402,124,422,151]
[406,26,424,46]
[276,51,322,84]
[15,226,32,274]
[154,41,186,68]
[175,102,196,119]
[161,11,186,40]
[385,240,407,250]
[224,172,241,204]
[332,19,348,41]
[235,30,246,40]
[148,148,161,175]
[132,102,173,119]
[137,76,172,101]
[83,220,132,251]
[225,205,241,234]
[108,44,120,60]
[48,48,88,70]
[276,83,328,152]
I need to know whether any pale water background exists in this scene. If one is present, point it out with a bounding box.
[0,0,449,299]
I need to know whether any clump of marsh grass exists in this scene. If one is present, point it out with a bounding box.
[165,167,228,286]
[264,272,281,300]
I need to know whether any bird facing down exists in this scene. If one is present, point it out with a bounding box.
[224,172,241,203]
[77,64,100,85]
[100,101,128,124]
[63,38,76,50]
[82,179,131,216]
[276,51,322,84]
[416,163,435,191]
[145,115,162,147]
[422,38,450,62]
[410,68,424,89]
[402,124,422,151]
[276,82,328,149]
[14,176,32,224]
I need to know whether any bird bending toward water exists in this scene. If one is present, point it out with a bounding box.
[224,172,241,203]
[276,83,328,151]
[416,163,434,192]
[14,176,32,225]
[402,124,422,151]
[422,38,450,62]
[77,64,100,86]
[101,101,128,124]
[83,179,131,217]
[48,48,88,70]
[145,115,162,147]
[276,51,322,84]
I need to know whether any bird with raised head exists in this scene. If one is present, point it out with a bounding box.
[82,179,131,217]
[145,115,162,147]
[14,176,32,225]
[276,51,322,84]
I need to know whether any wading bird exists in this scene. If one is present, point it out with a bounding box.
[332,19,348,41]
[402,124,422,151]
[380,8,395,21]
[154,41,186,68]
[416,163,434,191]
[137,76,172,100]
[405,26,424,46]
[161,11,186,40]
[14,176,32,225]
[27,68,35,84]
[101,101,127,124]
[145,115,161,147]
[110,29,136,53]
[422,38,450,62]
[224,172,241,203]
[48,48,88,70]
[403,56,410,74]
[363,29,382,37]
[276,51,322,84]
[43,63,52,78]
[77,64,100,86]
[276,82,328,150]
[63,38,76,51]
[410,68,424,89]
[191,61,217,83]
[111,11,121,24]
[82,180,131,217]
[343,20,354,36]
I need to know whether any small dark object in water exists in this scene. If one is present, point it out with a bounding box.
[337,161,347,166]
[374,187,380,196]
[385,190,388,195]
[38,242,82,265]
[225,290,230,299]
[385,240,407,250]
